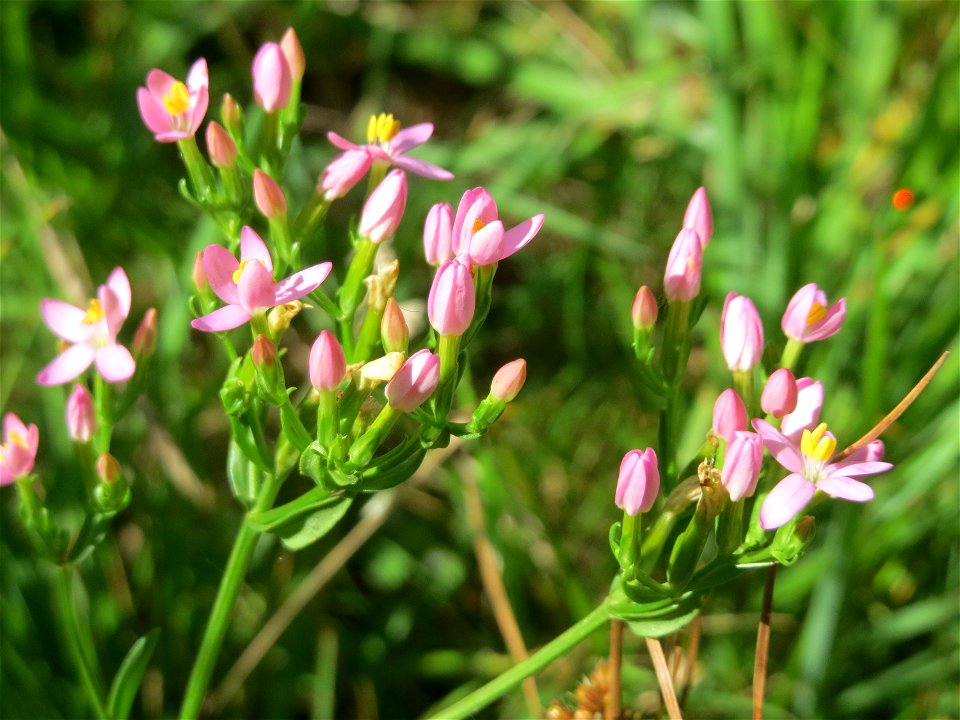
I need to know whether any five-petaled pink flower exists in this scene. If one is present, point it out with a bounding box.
[753,419,892,530]
[450,187,545,267]
[327,112,453,181]
[37,268,136,385]
[191,226,332,332]
[0,413,39,485]
[137,59,209,142]
[781,283,846,343]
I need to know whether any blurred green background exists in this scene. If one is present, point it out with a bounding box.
[1,1,957,718]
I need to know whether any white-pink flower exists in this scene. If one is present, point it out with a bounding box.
[37,268,136,385]
[191,227,332,332]
[753,419,893,530]
[327,113,453,181]
[0,413,39,485]
[781,283,846,343]
[450,187,544,267]
[137,59,209,142]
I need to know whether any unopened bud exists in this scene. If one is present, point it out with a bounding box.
[490,359,526,402]
[133,308,157,357]
[365,260,400,313]
[205,121,237,168]
[252,334,276,368]
[66,384,96,443]
[631,286,658,330]
[192,251,207,293]
[221,93,243,136]
[761,368,799,419]
[267,301,305,337]
[96,453,122,484]
[381,298,409,353]
[253,169,287,219]
[280,28,305,82]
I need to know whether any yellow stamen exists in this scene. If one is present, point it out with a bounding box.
[472,218,486,234]
[82,298,104,324]
[9,431,27,449]
[232,259,271,284]
[806,301,826,326]
[366,112,400,144]
[163,81,190,116]
[801,422,836,461]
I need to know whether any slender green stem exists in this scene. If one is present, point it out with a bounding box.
[177,136,214,200]
[779,338,804,373]
[55,566,108,720]
[427,602,610,720]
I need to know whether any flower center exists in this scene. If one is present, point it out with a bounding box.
[163,81,190,116]
[806,301,826,326]
[472,218,486,234]
[366,112,400,145]
[82,298,104,325]
[232,259,270,284]
[8,431,27,449]
[800,422,836,462]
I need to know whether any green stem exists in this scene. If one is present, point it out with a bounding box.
[55,566,107,720]
[428,602,610,720]
[779,338,804,373]
[179,470,286,719]
[177,136,214,200]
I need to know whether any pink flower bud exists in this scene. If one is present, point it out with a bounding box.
[663,228,702,302]
[781,283,847,343]
[631,286,658,330]
[712,388,747,443]
[359,169,407,244]
[133,308,157,357]
[252,42,292,112]
[682,186,713,248]
[318,150,372,201]
[221,93,241,133]
[721,292,764,372]
[721,431,763,501]
[192,250,207,292]
[385,349,440,412]
[615,448,660,516]
[253,169,287,219]
[66,384,96,443]
[490,359,526,402]
[779,377,823,443]
[761,368,798,418]
[280,28,305,82]
[423,202,454,266]
[205,121,237,168]
[381,298,409,354]
[309,331,346,391]
[0,413,39,485]
[96,452,122,484]
[252,334,277,368]
[428,259,475,337]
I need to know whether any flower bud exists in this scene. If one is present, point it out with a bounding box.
[318,150,372,201]
[252,42,292,112]
[428,258,475,337]
[779,377,823,443]
[761,368,798,418]
[365,260,399,314]
[192,250,208,292]
[385,349,440,412]
[267,301,305,338]
[66,384,96,443]
[221,93,242,133]
[253,169,287,219]
[359,169,407,244]
[381,298,409,354]
[358,352,405,391]
[490,359,526,402]
[712,388,747,443]
[721,292,764,372]
[0,413,38,485]
[615,448,660,516]
[252,334,276,368]
[309,331,346,391]
[721,431,763,501]
[423,202,454,266]
[682,186,713,249]
[280,28,305,83]
[631,285,658,330]
[782,283,847,343]
[96,452,122,484]
[133,308,157,358]
[205,121,237,168]
[663,228,702,302]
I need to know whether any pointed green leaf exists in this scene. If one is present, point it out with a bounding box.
[106,629,160,720]
[277,496,354,551]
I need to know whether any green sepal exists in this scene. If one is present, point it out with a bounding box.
[227,435,261,508]
[226,414,273,473]
[300,442,353,488]
[106,629,161,720]
[280,394,312,452]
[275,495,354,551]
[247,485,343,533]
[608,522,622,559]
[357,438,427,492]
[606,577,701,638]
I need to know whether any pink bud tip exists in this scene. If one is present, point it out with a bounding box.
[721,292,764,372]
[133,308,158,357]
[280,28,305,82]
[663,228,702,302]
[381,298,409,354]
[490,359,526,402]
[96,452,122,484]
[615,448,660,516]
[221,93,240,128]
[631,286,658,330]
[309,331,346,391]
[252,42,292,112]
[428,258,475,337]
[205,121,237,168]
[423,202,454,266]
[66,384,96,443]
[253,169,287,218]
[712,388,748,443]
[359,169,408,243]
[682,186,713,248]
[761,368,798,418]
[252,334,277,368]
[385,349,440,412]
[192,250,208,292]
[721,431,763,501]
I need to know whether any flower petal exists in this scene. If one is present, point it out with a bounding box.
[237,261,277,314]
[327,131,360,152]
[806,298,846,341]
[752,419,804,474]
[391,155,454,180]
[191,305,251,332]
[145,69,176,98]
[202,244,240,305]
[186,58,208,92]
[467,220,504,266]
[36,344,96,386]
[389,123,433,154]
[95,344,136,383]
[41,299,94,343]
[780,378,823,443]
[275,262,333,304]
[817,475,874,502]
[3,413,28,444]
[137,88,172,136]
[99,285,126,339]
[759,473,816,530]
[827,460,893,478]
[501,214,545,259]
[239,226,273,273]
[106,267,132,318]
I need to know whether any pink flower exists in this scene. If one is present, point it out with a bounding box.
[761,368,798,419]
[309,331,347,391]
[252,42,291,112]
[490,359,527,402]
[359,169,407,243]
[37,267,136,385]
[682,187,713,249]
[428,259,475,336]
[712,388,748,443]
[191,227,332,332]
[0,413,39,485]
[137,59,209,142]
[423,203,454,266]
[328,112,453,180]
[721,293,764,372]
[318,150,373,201]
[66,384,96,443]
[385,349,440,412]
[450,187,544,266]
[663,228,702,302]
[721,431,763,501]
[779,377,823,443]
[615,448,660,516]
[781,283,846,343]
[753,419,893,530]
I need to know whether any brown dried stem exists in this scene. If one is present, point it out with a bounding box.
[606,620,623,720]
[646,637,683,720]
[752,565,777,720]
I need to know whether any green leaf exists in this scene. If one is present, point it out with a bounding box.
[358,440,426,492]
[106,629,160,720]
[623,595,701,638]
[247,486,342,533]
[276,496,354,551]
[227,436,259,508]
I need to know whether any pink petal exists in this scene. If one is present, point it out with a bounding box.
[36,344,96,386]
[389,123,433,154]
[452,188,492,252]
[191,304,251,332]
[501,214,545,259]
[816,475,874,502]
[3,413,28,444]
[145,69,176,98]
[95,344,136,383]
[391,155,454,181]
[239,227,273,273]
[186,58,208,92]
[153,129,195,142]
[186,85,209,136]
[99,285,126,339]
[237,261,277,314]
[752,419,804,474]
[806,298,846,341]
[759,473,816,530]
[41,299,94,343]
[275,262,333,304]
[827,460,893,478]
[327,131,360,152]
[780,379,823,443]
[137,88,173,137]
[467,221,505,266]
[106,267,132,317]
[202,244,241,305]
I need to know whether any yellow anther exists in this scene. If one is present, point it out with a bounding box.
[366,113,400,144]
[163,81,190,116]
[82,298,104,325]
[9,431,27,449]
[233,259,270,284]
[801,423,836,461]
[806,301,826,326]
[472,218,486,234]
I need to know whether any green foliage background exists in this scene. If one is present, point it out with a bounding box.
[1,1,957,718]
